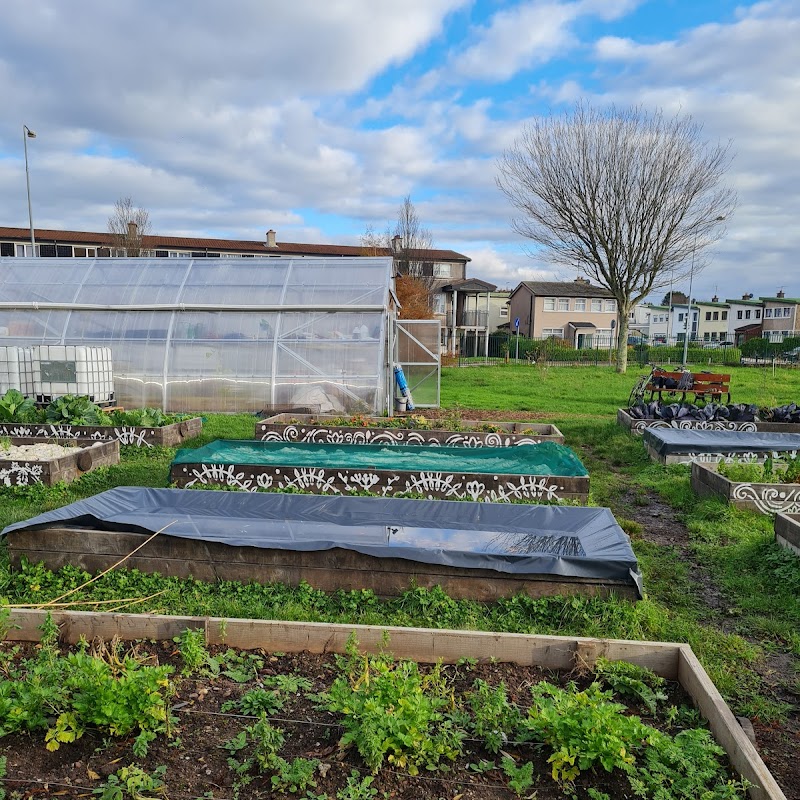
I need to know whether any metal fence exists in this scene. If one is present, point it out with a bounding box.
[456,334,746,368]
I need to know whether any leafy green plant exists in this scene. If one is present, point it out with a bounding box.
[0,389,39,423]
[93,764,167,800]
[336,770,378,799]
[500,756,535,797]
[173,627,210,675]
[110,408,187,428]
[270,755,319,794]
[317,636,464,774]
[594,657,668,715]
[464,679,522,753]
[44,394,111,425]
[222,687,285,716]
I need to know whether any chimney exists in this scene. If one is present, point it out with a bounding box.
[574,277,590,285]
[712,295,718,303]
[742,293,753,300]
[127,222,138,238]
[265,229,277,248]
[391,234,402,254]
[777,289,785,299]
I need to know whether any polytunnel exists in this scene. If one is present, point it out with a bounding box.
[0,256,433,414]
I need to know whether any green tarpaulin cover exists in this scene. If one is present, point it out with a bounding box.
[172,440,588,477]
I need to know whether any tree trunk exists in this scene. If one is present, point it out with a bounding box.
[615,308,630,373]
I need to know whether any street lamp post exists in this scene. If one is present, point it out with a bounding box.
[23,125,37,256]
[681,217,726,370]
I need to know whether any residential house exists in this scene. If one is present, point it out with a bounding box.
[695,298,730,343]
[725,294,763,345]
[668,302,699,342]
[507,279,617,348]
[628,303,653,340]
[646,305,671,344]
[439,278,506,354]
[761,291,800,342]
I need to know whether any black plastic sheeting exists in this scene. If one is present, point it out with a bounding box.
[2,487,642,596]
[643,428,800,456]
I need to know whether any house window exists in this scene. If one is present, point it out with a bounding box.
[745,310,751,319]
[542,328,563,338]
[737,310,743,319]
[499,306,508,317]
[705,312,712,321]
[591,299,602,312]
[575,299,586,312]
[543,298,556,311]
[0,243,14,257]
[39,244,57,257]
[557,298,569,311]
[713,311,719,321]
[764,308,772,318]
[784,307,792,317]
[604,299,616,313]
[678,313,684,322]
[432,294,445,315]
[704,332,710,341]
[722,311,727,320]
[432,263,450,278]
[755,310,761,319]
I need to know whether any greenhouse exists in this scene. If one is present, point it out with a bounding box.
[0,257,438,414]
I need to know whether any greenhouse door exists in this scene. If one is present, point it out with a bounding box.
[395,320,440,408]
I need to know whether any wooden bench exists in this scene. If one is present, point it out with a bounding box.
[646,369,731,405]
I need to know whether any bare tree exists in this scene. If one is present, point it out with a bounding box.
[497,103,736,372]
[392,196,436,294]
[107,197,151,256]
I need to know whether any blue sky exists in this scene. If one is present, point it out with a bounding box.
[0,0,797,301]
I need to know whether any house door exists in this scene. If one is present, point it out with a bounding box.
[577,333,593,349]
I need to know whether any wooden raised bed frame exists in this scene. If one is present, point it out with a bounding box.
[692,462,800,515]
[0,437,119,486]
[2,609,785,800]
[5,526,637,600]
[170,458,589,502]
[257,412,565,446]
[0,416,202,448]
[774,512,800,557]
[618,408,800,436]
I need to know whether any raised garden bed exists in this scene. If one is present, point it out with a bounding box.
[170,439,590,502]
[692,461,800,515]
[642,428,800,466]
[619,407,800,435]
[4,487,640,599]
[0,436,118,486]
[256,412,565,446]
[0,609,785,800]
[0,416,202,447]
[774,512,800,557]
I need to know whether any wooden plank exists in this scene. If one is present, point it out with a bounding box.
[4,610,680,677]
[678,647,787,800]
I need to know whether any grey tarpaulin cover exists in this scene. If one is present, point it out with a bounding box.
[643,428,800,457]
[2,487,642,596]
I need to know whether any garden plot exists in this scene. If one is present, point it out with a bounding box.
[256,412,565,446]
[619,405,800,435]
[0,416,202,447]
[692,460,800,515]
[170,439,589,501]
[642,428,800,465]
[3,487,639,599]
[0,436,118,486]
[0,610,784,800]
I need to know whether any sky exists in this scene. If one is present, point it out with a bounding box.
[0,0,797,302]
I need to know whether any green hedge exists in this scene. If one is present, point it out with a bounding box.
[740,336,800,359]
[641,345,742,366]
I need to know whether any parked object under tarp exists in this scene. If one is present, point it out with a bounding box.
[643,428,800,457]
[2,487,642,597]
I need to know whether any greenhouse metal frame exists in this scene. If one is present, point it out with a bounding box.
[0,256,421,414]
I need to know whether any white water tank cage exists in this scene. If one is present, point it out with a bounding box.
[0,257,402,414]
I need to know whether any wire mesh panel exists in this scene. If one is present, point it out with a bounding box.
[395,320,440,407]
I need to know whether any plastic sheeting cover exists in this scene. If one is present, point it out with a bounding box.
[2,487,641,595]
[643,428,800,456]
[171,440,589,477]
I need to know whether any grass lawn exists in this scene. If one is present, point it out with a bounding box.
[1,364,799,731]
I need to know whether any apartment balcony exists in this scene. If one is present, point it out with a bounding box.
[458,310,489,328]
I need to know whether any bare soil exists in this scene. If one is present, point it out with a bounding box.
[0,643,723,800]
